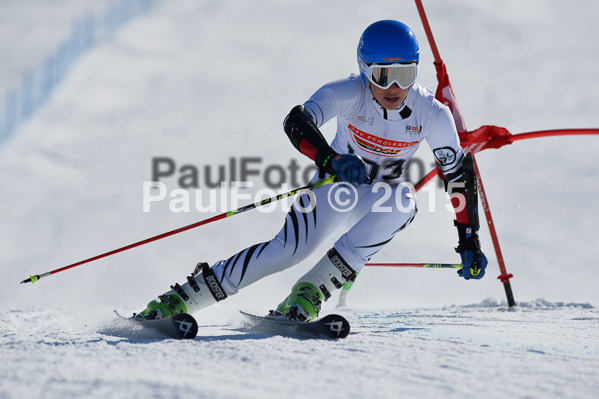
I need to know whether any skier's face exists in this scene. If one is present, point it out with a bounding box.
[370,83,409,110]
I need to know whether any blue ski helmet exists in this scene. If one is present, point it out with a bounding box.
[357,20,420,84]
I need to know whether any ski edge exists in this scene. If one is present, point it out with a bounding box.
[114,310,199,340]
[239,311,350,339]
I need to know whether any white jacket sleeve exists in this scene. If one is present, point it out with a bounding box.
[424,103,465,177]
[302,76,363,128]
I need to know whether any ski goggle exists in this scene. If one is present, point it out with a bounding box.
[366,62,418,90]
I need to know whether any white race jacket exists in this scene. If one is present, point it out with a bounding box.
[303,74,464,183]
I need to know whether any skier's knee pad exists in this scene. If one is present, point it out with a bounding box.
[167,262,228,314]
[297,248,357,301]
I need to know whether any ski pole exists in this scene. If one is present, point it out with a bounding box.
[365,262,462,268]
[20,175,336,285]
[338,262,462,305]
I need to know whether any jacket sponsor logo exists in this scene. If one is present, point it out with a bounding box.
[348,124,419,157]
[433,147,457,166]
[355,115,374,124]
[405,125,422,133]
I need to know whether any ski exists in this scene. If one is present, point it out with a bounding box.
[114,311,198,339]
[240,311,350,339]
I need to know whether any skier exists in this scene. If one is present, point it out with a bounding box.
[136,20,488,322]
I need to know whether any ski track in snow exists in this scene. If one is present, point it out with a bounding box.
[1,300,598,399]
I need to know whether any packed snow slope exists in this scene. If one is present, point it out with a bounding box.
[2,301,598,399]
[1,1,598,398]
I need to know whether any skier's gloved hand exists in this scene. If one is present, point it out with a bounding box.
[330,154,368,185]
[454,222,487,280]
[458,250,488,280]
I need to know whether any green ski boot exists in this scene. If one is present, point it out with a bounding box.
[275,282,323,322]
[134,262,230,320]
[135,293,187,320]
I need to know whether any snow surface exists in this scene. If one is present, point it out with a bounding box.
[2,300,598,399]
[1,0,598,398]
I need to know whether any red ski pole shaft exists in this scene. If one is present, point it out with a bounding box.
[20,176,336,285]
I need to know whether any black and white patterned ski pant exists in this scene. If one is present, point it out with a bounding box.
[212,179,417,296]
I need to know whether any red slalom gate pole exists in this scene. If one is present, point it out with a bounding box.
[414,0,441,62]
[472,155,515,306]
[509,128,599,143]
[414,169,437,191]
[415,0,516,306]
